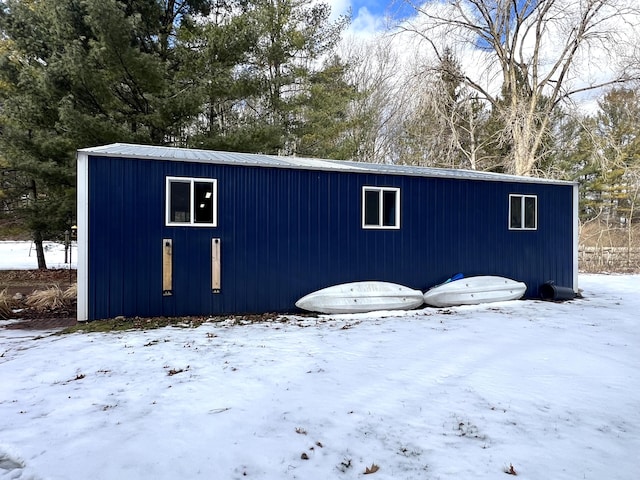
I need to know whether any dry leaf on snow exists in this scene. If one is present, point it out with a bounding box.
[364,463,379,474]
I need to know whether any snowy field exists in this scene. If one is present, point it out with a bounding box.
[0,241,76,270]
[1,243,639,479]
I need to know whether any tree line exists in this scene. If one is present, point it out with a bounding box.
[1,0,639,267]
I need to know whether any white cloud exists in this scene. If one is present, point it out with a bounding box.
[348,6,389,37]
[320,0,396,37]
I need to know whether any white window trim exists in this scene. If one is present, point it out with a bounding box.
[362,186,401,230]
[165,176,218,227]
[509,194,537,231]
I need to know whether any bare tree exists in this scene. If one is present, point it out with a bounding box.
[402,49,500,170]
[400,0,640,176]
[340,35,411,163]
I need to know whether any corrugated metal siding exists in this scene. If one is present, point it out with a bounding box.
[86,155,574,319]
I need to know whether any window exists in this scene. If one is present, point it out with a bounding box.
[166,177,217,226]
[509,194,537,230]
[362,186,400,229]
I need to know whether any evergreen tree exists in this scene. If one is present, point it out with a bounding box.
[234,0,349,154]
[181,0,352,156]
[292,55,358,159]
[0,0,77,266]
[0,0,208,266]
[553,88,640,226]
[590,88,640,226]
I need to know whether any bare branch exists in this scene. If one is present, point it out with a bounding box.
[398,0,640,176]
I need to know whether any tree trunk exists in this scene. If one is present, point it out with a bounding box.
[33,230,47,270]
[510,106,538,176]
[28,178,48,269]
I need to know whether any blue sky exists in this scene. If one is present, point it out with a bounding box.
[328,0,417,33]
[350,0,404,17]
[351,0,417,20]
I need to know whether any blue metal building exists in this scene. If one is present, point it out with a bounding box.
[77,143,578,321]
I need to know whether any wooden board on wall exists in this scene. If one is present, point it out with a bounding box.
[212,238,221,293]
[163,238,172,295]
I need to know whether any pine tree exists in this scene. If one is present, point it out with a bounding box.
[0,0,208,266]
[292,55,358,159]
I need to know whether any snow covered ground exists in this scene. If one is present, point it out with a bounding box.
[0,241,76,270]
[1,243,639,479]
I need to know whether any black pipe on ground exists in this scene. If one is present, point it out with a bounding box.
[540,281,576,301]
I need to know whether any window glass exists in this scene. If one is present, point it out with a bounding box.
[510,195,522,229]
[170,181,191,223]
[364,190,380,226]
[524,196,537,229]
[382,190,397,226]
[194,181,214,224]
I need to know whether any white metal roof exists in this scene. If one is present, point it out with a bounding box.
[78,143,575,186]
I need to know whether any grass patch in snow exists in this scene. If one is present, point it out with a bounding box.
[59,312,291,334]
[60,316,211,334]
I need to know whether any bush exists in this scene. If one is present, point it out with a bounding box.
[0,288,15,319]
[25,284,76,311]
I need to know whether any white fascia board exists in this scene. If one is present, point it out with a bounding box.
[76,151,89,321]
[573,183,579,293]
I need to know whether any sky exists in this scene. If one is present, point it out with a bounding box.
[1,242,640,479]
[328,0,410,35]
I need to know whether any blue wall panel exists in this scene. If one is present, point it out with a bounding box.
[86,155,575,319]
